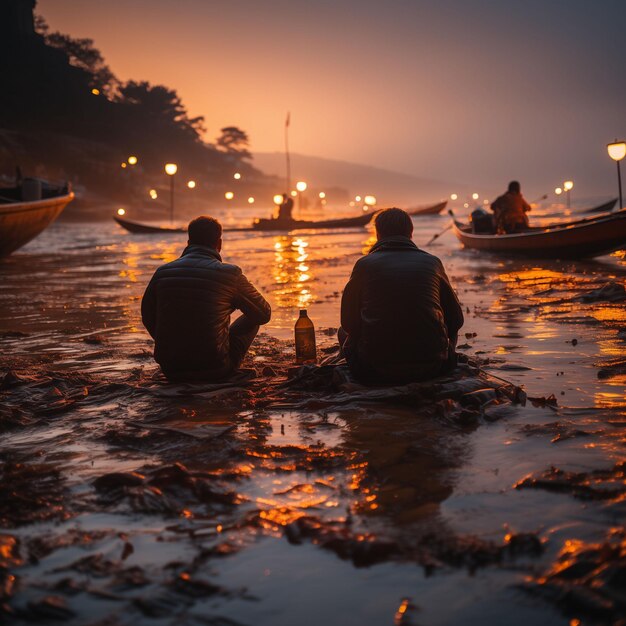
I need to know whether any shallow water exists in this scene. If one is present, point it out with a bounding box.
[1,209,625,625]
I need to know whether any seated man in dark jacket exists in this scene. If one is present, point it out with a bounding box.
[141,216,271,381]
[340,208,464,384]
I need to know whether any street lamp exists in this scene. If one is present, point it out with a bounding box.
[164,163,177,224]
[225,191,234,200]
[607,140,626,211]
[234,172,241,180]
[128,155,138,166]
[187,180,196,189]
[563,180,573,209]
[363,195,377,211]
[555,187,562,197]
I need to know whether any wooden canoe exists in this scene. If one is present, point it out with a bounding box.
[406,200,448,216]
[114,212,374,234]
[451,209,626,258]
[579,198,618,214]
[0,187,74,257]
[113,216,186,233]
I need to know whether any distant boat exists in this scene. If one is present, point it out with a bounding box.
[113,216,186,233]
[406,200,447,216]
[0,181,74,257]
[114,212,374,234]
[451,208,626,258]
[579,198,618,214]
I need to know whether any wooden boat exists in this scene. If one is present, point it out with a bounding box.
[407,200,448,216]
[114,212,374,234]
[113,216,186,233]
[451,209,626,258]
[0,183,74,257]
[579,198,618,214]
[251,213,374,231]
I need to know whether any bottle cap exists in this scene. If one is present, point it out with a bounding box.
[299,309,307,316]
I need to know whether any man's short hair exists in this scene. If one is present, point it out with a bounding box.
[508,180,521,193]
[188,216,222,248]
[374,207,413,239]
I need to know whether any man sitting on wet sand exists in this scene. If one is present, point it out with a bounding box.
[339,207,464,384]
[141,216,271,381]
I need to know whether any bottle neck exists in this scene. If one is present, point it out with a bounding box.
[299,310,307,318]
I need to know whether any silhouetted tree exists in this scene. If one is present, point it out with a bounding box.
[216,126,252,160]
[36,16,116,94]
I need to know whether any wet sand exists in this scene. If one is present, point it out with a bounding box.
[1,211,625,625]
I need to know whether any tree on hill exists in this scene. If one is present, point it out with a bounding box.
[216,126,252,161]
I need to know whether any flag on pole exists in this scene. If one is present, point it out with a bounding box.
[285,111,290,127]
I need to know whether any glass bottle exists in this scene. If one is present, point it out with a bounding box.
[294,309,316,364]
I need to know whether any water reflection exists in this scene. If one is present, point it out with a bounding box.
[271,236,314,311]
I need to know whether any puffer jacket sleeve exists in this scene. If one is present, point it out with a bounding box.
[233,271,271,324]
[141,274,158,339]
[340,259,363,338]
[438,262,464,335]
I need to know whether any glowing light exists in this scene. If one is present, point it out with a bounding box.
[364,195,377,206]
[120,162,127,169]
[164,163,178,176]
[450,193,458,200]
[234,172,242,180]
[117,208,126,216]
[248,196,255,204]
[472,192,479,200]
[555,187,562,195]
[349,201,355,207]
[463,202,469,208]
[225,191,234,200]
[91,88,100,96]
[483,199,489,205]
[296,181,307,192]
[607,141,626,161]
[127,155,138,165]
[273,194,283,205]
[187,180,196,189]
[563,180,574,191]
[355,195,362,202]
[149,189,158,199]
[318,191,326,199]
[290,190,297,197]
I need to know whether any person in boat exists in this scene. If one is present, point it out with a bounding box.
[490,180,531,234]
[277,193,294,221]
[141,216,271,381]
[339,207,464,384]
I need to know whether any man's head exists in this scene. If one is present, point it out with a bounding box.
[188,216,222,251]
[508,180,521,193]
[374,207,413,240]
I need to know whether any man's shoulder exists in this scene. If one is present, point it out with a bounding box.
[154,256,241,277]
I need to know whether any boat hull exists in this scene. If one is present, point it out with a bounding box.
[407,201,447,216]
[0,192,74,257]
[113,216,186,233]
[114,213,374,234]
[452,209,626,258]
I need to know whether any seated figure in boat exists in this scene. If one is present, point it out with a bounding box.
[490,180,531,234]
[141,216,271,381]
[276,193,294,221]
[339,208,464,384]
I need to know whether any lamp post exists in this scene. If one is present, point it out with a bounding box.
[607,140,626,211]
[164,163,177,224]
[296,181,307,215]
[563,180,574,209]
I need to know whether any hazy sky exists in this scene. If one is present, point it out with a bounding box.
[38,0,626,196]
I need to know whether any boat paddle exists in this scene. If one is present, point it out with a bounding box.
[423,210,455,246]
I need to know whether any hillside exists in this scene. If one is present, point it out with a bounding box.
[253,152,467,207]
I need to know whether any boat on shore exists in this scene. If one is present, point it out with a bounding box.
[114,212,374,234]
[0,181,74,257]
[451,208,626,258]
[407,200,447,216]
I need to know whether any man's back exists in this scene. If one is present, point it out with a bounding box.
[142,243,270,377]
[341,236,463,383]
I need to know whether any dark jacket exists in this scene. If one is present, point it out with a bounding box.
[340,236,464,382]
[491,191,531,233]
[141,244,271,374]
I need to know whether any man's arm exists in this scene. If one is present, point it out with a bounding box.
[233,272,271,325]
[340,262,363,338]
[438,264,464,337]
[141,276,158,338]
